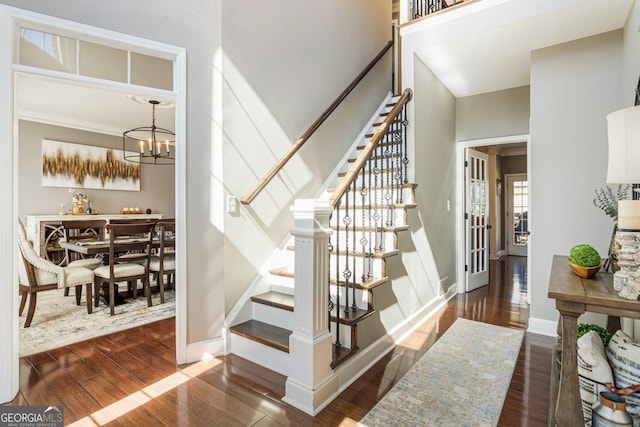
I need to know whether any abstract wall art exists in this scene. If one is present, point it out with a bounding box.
[41,139,141,191]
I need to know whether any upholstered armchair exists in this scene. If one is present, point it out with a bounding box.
[17,220,94,327]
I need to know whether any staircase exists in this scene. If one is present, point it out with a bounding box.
[228,89,414,409]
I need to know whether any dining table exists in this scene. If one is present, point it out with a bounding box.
[59,235,174,256]
[59,235,175,305]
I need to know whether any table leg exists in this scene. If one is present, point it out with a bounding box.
[555,310,582,427]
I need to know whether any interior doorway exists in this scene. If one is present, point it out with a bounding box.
[505,173,529,257]
[456,135,530,296]
[0,6,187,403]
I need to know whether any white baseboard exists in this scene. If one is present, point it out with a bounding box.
[182,336,225,364]
[527,316,557,337]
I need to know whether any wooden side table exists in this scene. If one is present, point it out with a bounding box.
[547,255,639,427]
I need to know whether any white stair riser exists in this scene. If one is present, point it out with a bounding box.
[330,230,397,253]
[330,324,354,348]
[268,273,295,291]
[333,207,408,227]
[252,303,294,331]
[336,187,415,206]
[329,286,369,310]
[229,333,290,376]
[329,255,385,282]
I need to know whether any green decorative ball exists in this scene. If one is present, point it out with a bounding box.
[569,244,601,267]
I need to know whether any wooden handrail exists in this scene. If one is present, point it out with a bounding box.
[240,41,394,205]
[328,88,413,207]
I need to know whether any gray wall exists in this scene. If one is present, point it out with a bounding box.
[530,30,624,324]
[221,1,392,314]
[19,120,175,217]
[456,86,530,141]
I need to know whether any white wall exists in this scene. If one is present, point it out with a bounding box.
[19,120,175,217]
[530,30,624,324]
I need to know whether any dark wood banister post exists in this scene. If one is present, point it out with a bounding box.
[240,41,394,205]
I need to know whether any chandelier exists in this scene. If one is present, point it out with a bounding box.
[123,100,175,165]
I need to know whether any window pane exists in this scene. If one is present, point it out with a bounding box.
[131,53,173,90]
[19,28,76,73]
[79,41,127,83]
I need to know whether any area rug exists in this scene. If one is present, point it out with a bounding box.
[359,318,524,427]
[19,286,175,357]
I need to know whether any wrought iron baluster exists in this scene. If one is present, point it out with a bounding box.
[352,178,358,312]
[334,203,341,350]
[367,146,373,278]
[374,136,382,251]
[361,165,368,283]
[343,185,351,316]
[402,104,409,185]
[394,112,403,204]
[328,212,334,332]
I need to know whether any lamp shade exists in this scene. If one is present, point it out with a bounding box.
[607,105,640,183]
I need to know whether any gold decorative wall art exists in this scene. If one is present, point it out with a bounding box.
[42,139,140,191]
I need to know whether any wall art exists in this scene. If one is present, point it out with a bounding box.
[41,139,140,191]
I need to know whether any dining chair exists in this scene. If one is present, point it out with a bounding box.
[148,220,175,304]
[108,218,159,263]
[17,220,94,327]
[61,219,106,267]
[93,223,155,315]
[61,219,105,297]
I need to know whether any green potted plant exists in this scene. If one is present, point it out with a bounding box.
[568,244,602,278]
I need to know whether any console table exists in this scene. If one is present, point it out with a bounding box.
[547,254,640,427]
[25,214,163,264]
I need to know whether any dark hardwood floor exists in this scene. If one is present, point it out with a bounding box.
[6,256,554,426]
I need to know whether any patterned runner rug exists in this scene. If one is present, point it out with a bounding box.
[359,318,524,427]
[19,286,175,357]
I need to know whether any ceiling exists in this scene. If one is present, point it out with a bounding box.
[402,0,635,98]
[16,73,175,137]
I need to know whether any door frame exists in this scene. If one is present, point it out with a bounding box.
[505,173,529,257]
[456,134,530,298]
[0,5,187,403]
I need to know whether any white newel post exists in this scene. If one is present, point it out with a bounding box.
[283,199,338,415]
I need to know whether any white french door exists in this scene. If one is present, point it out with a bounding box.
[506,174,529,257]
[465,149,490,292]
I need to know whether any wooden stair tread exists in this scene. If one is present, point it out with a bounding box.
[337,168,402,178]
[269,268,294,278]
[364,128,402,139]
[331,224,410,233]
[331,344,359,369]
[287,244,400,259]
[348,153,401,163]
[327,183,417,192]
[229,320,291,353]
[330,305,374,325]
[251,291,294,311]
[331,276,389,290]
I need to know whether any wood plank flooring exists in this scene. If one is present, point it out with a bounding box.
[5,256,554,426]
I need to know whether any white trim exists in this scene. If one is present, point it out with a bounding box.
[183,337,225,364]
[527,316,557,337]
[504,173,529,257]
[456,134,530,295]
[0,8,19,405]
[173,48,188,365]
